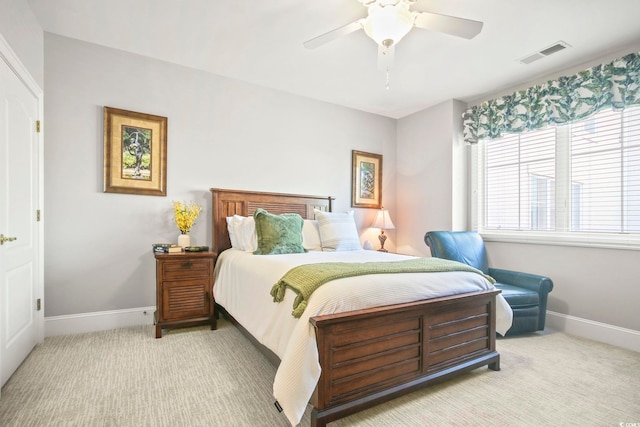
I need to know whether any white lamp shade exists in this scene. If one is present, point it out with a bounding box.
[371,209,395,230]
[363,3,414,46]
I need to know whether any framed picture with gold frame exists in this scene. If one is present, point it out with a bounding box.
[351,150,382,208]
[103,107,167,196]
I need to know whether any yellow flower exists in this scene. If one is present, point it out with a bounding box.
[173,201,201,234]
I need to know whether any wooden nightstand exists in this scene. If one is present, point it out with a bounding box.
[154,251,217,338]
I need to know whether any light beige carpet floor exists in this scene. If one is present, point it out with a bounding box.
[1,318,639,426]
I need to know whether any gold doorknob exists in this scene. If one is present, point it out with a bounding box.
[0,234,17,245]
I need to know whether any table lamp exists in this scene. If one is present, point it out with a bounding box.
[371,208,395,252]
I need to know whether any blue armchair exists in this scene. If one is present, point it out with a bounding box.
[424,231,553,336]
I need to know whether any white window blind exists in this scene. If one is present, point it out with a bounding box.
[478,106,640,246]
[484,127,556,231]
[570,108,640,233]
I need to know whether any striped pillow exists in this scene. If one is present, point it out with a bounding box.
[314,210,362,251]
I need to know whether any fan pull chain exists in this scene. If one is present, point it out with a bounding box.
[385,67,390,90]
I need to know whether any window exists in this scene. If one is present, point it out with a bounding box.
[482,127,556,231]
[476,107,640,248]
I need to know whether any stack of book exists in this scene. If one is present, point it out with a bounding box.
[152,243,183,254]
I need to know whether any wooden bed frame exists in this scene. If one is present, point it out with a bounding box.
[210,188,500,427]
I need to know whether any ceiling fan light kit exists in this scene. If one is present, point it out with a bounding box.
[362,1,415,48]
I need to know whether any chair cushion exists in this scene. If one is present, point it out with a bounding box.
[494,282,539,308]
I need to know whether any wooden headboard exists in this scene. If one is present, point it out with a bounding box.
[210,188,334,254]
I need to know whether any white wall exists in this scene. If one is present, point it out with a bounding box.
[395,99,467,256]
[0,0,43,87]
[43,33,396,317]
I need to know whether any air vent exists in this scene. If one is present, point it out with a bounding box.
[519,41,570,65]
[520,53,545,65]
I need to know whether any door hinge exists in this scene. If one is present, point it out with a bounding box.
[37,209,41,222]
[36,298,41,311]
[36,120,41,133]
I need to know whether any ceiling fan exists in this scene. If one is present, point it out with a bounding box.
[304,0,483,71]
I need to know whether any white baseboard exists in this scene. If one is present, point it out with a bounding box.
[546,311,640,353]
[45,306,156,337]
[43,307,640,353]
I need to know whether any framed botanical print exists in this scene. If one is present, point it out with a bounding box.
[103,107,167,196]
[351,150,382,208]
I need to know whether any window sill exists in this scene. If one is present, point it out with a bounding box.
[479,230,640,251]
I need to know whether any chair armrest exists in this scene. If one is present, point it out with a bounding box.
[488,268,554,295]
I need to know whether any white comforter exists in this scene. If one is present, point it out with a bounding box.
[214,249,513,426]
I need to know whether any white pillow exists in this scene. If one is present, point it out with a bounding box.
[236,216,258,252]
[226,216,239,248]
[302,220,322,251]
[227,215,257,252]
[314,209,362,251]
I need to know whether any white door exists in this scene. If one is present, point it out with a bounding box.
[0,51,41,387]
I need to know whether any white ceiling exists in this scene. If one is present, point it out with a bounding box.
[27,0,640,119]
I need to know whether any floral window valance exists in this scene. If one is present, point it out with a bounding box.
[462,52,640,144]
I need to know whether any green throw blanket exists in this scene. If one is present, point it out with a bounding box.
[270,257,495,318]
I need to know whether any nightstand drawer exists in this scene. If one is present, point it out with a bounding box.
[162,259,210,280]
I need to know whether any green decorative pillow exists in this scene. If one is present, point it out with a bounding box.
[253,208,306,255]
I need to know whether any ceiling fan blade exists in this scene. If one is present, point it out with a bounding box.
[377,43,395,71]
[414,11,483,39]
[303,20,364,49]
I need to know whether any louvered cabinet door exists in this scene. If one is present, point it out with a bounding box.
[162,278,210,320]
[154,252,217,338]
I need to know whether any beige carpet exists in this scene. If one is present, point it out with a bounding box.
[1,319,638,426]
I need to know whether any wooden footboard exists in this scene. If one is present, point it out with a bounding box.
[309,289,500,427]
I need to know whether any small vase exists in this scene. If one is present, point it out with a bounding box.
[178,233,190,248]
